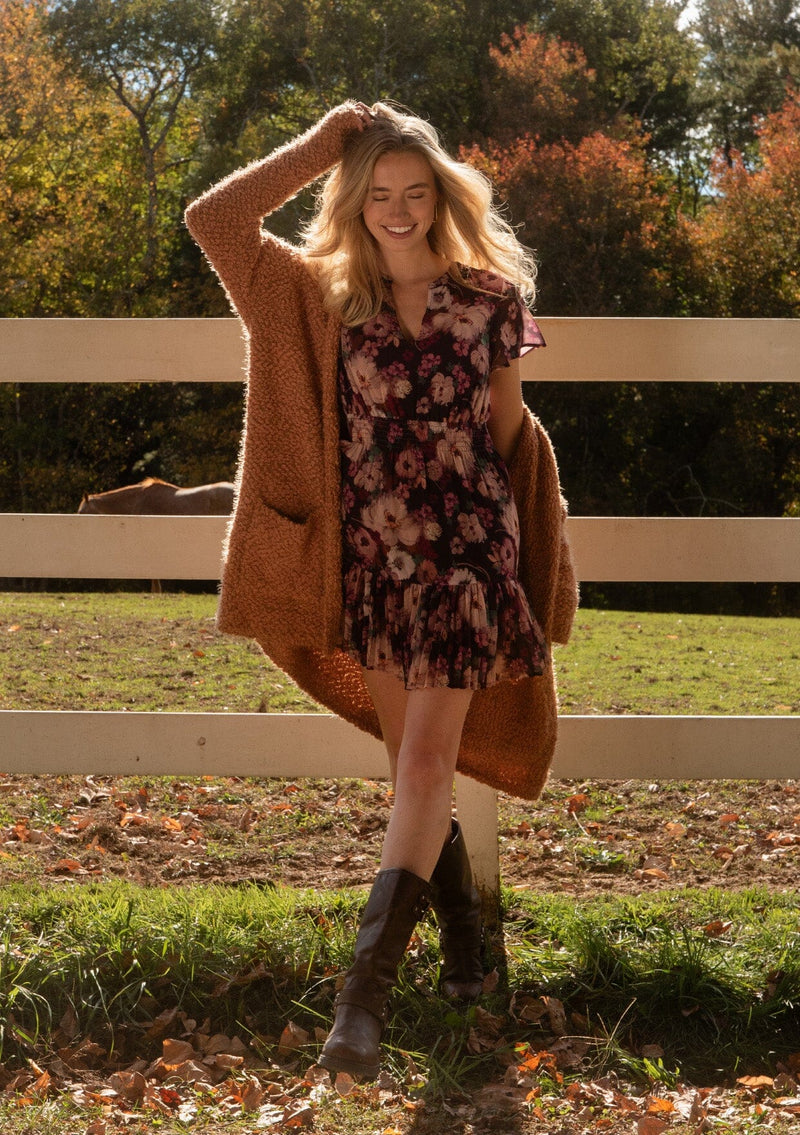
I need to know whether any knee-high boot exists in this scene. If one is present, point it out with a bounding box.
[430,819,484,1000]
[318,867,431,1080]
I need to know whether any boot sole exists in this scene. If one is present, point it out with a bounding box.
[318,1051,380,1080]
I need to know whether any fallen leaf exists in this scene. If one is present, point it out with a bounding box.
[162,1037,196,1065]
[334,1071,356,1097]
[704,920,733,937]
[637,1118,669,1135]
[278,1020,309,1057]
[646,1096,675,1114]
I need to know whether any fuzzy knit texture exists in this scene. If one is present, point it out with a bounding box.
[185,102,579,800]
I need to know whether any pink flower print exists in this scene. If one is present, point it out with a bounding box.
[415,558,438,583]
[452,364,472,394]
[470,342,490,373]
[364,311,399,342]
[410,419,431,442]
[418,512,442,541]
[354,459,383,493]
[431,302,489,341]
[457,512,487,542]
[437,430,475,479]
[349,352,389,407]
[443,492,459,517]
[474,625,490,649]
[426,458,443,482]
[391,375,412,400]
[416,396,432,415]
[362,493,420,548]
[386,546,415,580]
[395,448,424,482]
[450,567,478,586]
[470,382,490,422]
[341,483,356,513]
[430,372,455,405]
[418,352,441,378]
[499,500,520,541]
[500,318,519,354]
[488,537,517,577]
[342,417,374,463]
[348,525,381,564]
[449,535,466,555]
[387,421,404,445]
[479,464,505,500]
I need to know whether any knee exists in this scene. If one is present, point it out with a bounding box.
[395,744,455,793]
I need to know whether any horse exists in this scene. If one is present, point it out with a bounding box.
[78,477,235,516]
[78,477,235,592]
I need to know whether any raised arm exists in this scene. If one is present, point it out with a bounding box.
[184,102,364,319]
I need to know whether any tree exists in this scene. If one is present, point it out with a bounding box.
[0,0,144,317]
[48,0,217,282]
[529,0,702,155]
[485,27,601,144]
[693,0,800,159]
[680,88,800,316]
[469,126,675,316]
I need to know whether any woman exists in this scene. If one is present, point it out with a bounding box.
[185,101,577,1081]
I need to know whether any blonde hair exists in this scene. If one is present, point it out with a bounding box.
[301,103,537,326]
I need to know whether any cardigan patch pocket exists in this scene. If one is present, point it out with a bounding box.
[250,499,324,647]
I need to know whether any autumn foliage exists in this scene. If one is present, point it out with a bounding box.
[679,88,800,317]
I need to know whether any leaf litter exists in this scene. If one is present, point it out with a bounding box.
[1,775,800,1131]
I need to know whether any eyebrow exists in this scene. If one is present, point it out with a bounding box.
[370,182,431,192]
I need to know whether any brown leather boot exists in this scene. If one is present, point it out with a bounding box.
[318,868,431,1080]
[430,820,484,1000]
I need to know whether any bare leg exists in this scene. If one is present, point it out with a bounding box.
[318,671,476,1077]
[362,669,472,881]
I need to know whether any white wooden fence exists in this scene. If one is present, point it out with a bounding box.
[1,317,799,902]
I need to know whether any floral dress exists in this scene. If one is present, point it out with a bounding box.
[338,266,548,690]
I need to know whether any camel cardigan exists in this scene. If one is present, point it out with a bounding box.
[185,103,578,800]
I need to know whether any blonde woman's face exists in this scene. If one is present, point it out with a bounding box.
[362,150,438,260]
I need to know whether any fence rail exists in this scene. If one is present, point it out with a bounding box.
[2,316,798,902]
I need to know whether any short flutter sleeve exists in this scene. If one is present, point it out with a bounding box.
[490,286,546,369]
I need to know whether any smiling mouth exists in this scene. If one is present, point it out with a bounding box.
[384,225,414,235]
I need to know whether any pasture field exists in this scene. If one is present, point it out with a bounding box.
[0,593,799,1135]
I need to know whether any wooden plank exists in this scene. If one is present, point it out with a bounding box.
[553,715,800,779]
[0,711,387,777]
[525,317,800,383]
[0,514,227,578]
[2,318,799,384]
[0,710,497,897]
[0,319,245,384]
[454,774,500,912]
[1,711,797,780]
[567,517,800,582]
[1,514,798,582]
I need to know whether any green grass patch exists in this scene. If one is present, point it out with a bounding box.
[1,593,798,714]
[1,881,798,1089]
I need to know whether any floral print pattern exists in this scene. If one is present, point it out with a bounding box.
[338,266,548,689]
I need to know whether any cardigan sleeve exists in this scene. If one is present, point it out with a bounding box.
[184,103,363,322]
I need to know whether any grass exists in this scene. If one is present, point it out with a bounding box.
[1,593,799,1131]
[2,592,798,714]
[1,882,798,1082]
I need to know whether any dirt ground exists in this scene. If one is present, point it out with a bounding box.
[2,773,798,897]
